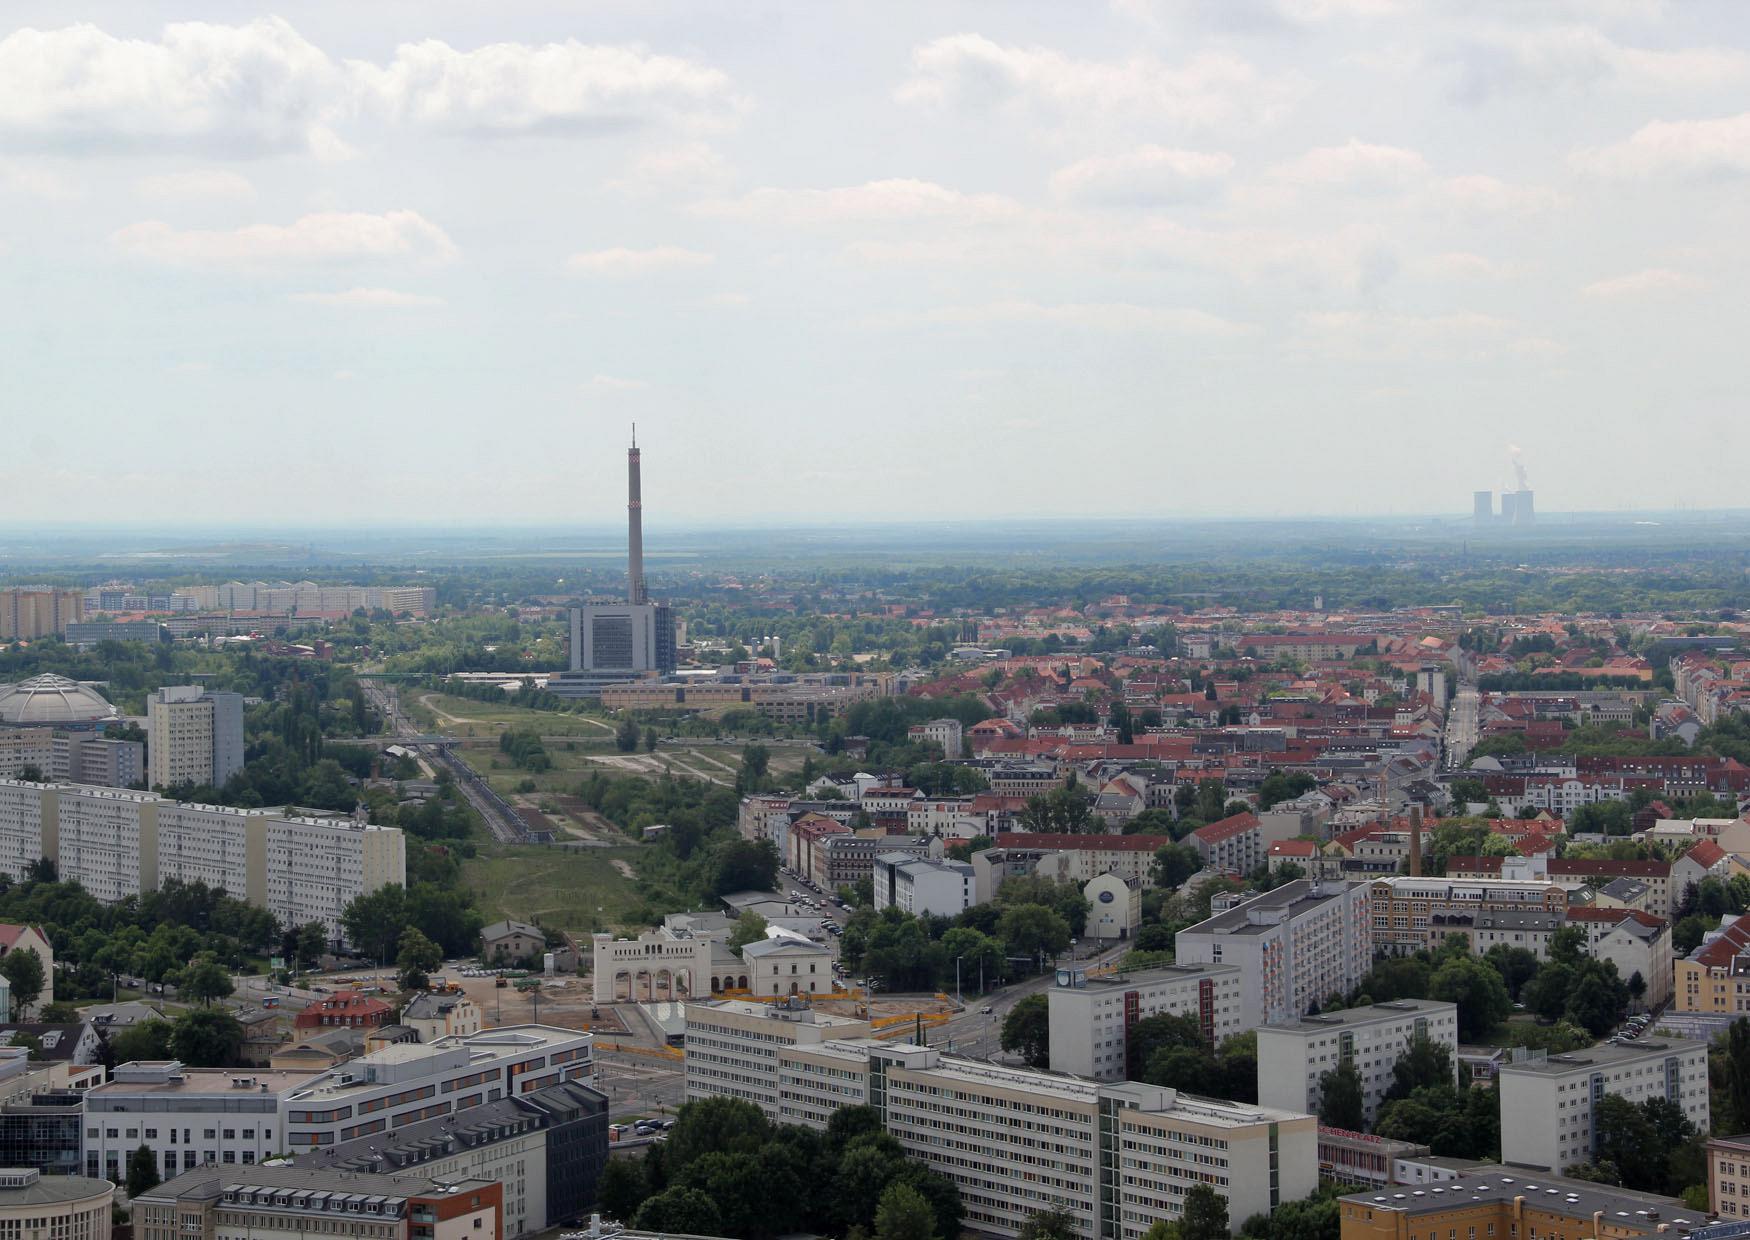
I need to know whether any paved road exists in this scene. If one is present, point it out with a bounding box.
[1445,684,1480,769]
[597,1052,686,1121]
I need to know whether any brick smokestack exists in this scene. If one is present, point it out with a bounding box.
[1408,804,1424,877]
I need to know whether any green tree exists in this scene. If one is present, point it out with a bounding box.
[1564,965,1627,1037]
[616,718,641,753]
[1429,956,1511,1040]
[396,926,442,991]
[1317,1062,1365,1131]
[1522,961,1576,1023]
[168,1008,244,1068]
[176,954,234,1007]
[1385,1030,1454,1102]
[727,912,769,954]
[665,1096,772,1173]
[1001,994,1051,1067]
[1548,924,1586,966]
[876,1182,939,1240]
[834,1136,908,1231]
[597,1155,650,1222]
[996,904,1072,963]
[1359,955,1431,1001]
[676,1150,794,1238]
[126,1143,161,1199]
[1017,1207,1079,1240]
[632,1187,723,1235]
[1591,1094,1665,1190]
[893,1166,962,1240]
[940,926,1004,990]
[1181,1183,1230,1240]
[1126,1011,1207,1080]
[106,1020,174,1063]
[1154,843,1203,888]
[1483,945,1542,1001]
[295,921,329,968]
[1723,1019,1750,1134]
[0,948,44,1014]
[342,885,411,962]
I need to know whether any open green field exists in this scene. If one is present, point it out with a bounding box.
[453,735,807,800]
[407,691,619,739]
[462,842,656,935]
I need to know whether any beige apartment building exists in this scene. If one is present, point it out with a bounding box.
[687,1006,1318,1240]
[0,589,83,640]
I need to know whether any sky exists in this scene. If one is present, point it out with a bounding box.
[3,1,1747,526]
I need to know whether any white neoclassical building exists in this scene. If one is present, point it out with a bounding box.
[592,930,747,1003]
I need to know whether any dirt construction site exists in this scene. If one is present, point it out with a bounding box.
[319,967,958,1048]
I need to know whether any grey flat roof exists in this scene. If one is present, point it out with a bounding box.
[1344,1171,1700,1231]
[0,1174,111,1206]
[1263,1000,1456,1034]
[1497,1038,1704,1076]
[1180,879,1359,935]
[1066,963,1241,992]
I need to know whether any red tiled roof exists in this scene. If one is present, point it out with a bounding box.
[1444,856,1503,873]
[1548,858,1670,879]
[1270,839,1320,857]
[1566,907,1665,930]
[1691,916,1750,967]
[1192,812,1261,844]
[994,833,1172,852]
[0,925,41,949]
[1687,839,1728,869]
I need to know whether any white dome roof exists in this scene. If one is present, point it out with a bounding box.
[0,674,117,726]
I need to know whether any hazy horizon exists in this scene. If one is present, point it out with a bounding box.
[6,2,1748,522]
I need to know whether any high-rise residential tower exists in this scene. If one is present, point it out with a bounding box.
[146,685,245,789]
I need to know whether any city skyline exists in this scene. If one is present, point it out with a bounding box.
[4,2,1747,521]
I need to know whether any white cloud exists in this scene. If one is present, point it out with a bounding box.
[1117,0,1404,30]
[1436,173,1564,214]
[897,34,1293,131]
[1445,26,1750,102]
[1581,267,1704,298]
[565,245,714,275]
[590,373,650,390]
[610,142,732,197]
[1413,251,1514,280]
[0,159,77,199]
[1573,112,1750,178]
[135,169,256,202]
[902,300,1254,337]
[290,287,446,307]
[0,18,344,155]
[700,178,1023,227]
[111,210,457,266]
[355,39,738,134]
[0,19,738,157]
[1049,145,1233,204]
[1288,309,1532,361]
[1271,139,1428,190]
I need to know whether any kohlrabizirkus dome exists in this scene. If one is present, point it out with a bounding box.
[0,674,118,727]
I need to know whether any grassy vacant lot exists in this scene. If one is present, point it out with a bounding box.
[409,691,620,739]
[462,842,655,935]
